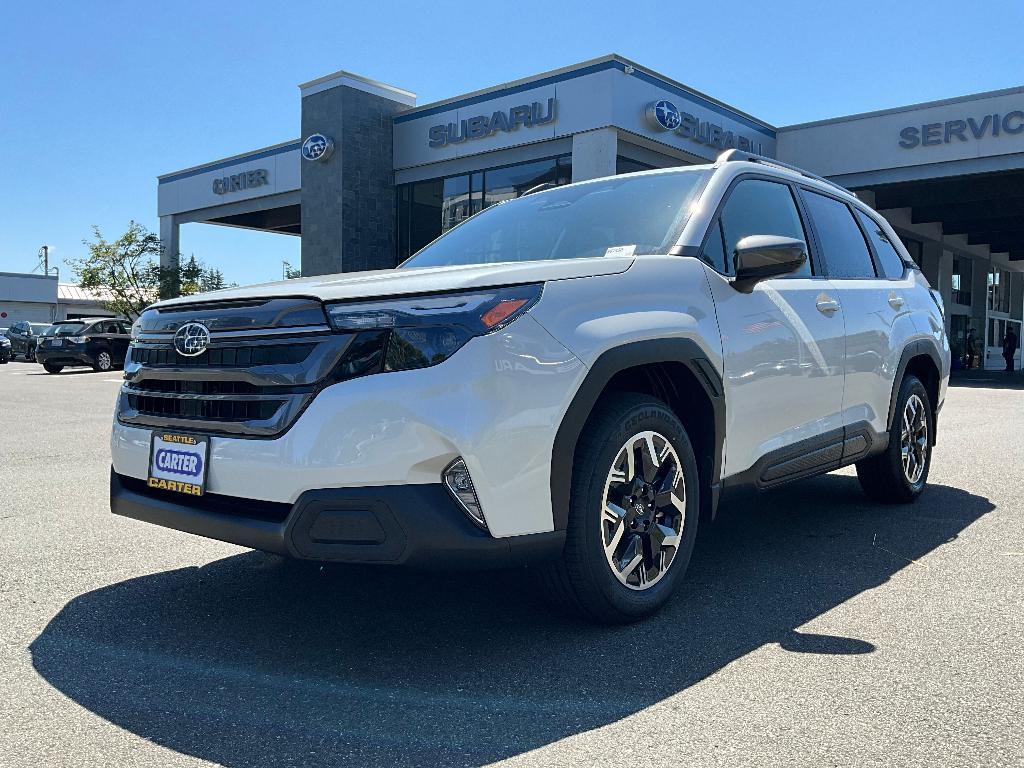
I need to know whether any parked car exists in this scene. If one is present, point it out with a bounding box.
[35,318,132,374]
[0,335,10,364]
[109,150,949,623]
[5,321,52,361]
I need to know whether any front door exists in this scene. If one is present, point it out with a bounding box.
[701,177,847,479]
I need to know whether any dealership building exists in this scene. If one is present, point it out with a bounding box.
[157,55,1024,369]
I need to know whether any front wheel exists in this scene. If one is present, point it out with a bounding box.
[43,362,63,374]
[538,393,700,624]
[856,375,933,503]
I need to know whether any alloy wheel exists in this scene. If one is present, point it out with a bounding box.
[601,430,686,590]
[97,352,112,371]
[901,393,928,485]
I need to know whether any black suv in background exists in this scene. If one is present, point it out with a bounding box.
[35,318,131,373]
[5,321,51,361]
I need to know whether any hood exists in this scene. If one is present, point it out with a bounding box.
[153,257,633,308]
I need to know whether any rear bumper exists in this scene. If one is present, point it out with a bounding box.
[36,347,94,366]
[110,469,564,569]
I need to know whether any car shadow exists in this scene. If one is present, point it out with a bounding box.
[26,369,97,376]
[29,476,991,767]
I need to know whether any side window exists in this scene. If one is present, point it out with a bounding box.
[700,220,728,273]
[118,322,131,335]
[855,209,906,279]
[718,179,811,277]
[801,190,877,279]
[105,322,119,334]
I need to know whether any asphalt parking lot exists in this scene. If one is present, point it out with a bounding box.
[1,359,1021,767]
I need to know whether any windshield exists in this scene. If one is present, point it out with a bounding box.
[401,169,709,269]
[39,326,57,337]
[29,323,49,334]
[51,323,85,337]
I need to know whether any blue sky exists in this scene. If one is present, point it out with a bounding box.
[1,0,1021,286]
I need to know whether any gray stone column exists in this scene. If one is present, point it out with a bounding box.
[299,73,415,276]
[159,215,180,297]
[571,128,618,182]
[159,215,180,271]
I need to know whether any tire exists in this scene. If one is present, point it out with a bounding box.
[856,374,933,503]
[43,362,63,374]
[93,350,113,372]
[537,392,700,624]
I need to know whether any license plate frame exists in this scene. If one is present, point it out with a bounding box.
[147,432,210,497]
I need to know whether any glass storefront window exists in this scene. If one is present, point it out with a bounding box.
[397,155,573,262]
[483,158,560,208]
[441,175,473,231]
[951,256,972,306]
[616,156,655,175]
[988,267,1011,314]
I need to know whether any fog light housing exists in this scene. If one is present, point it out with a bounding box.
[443,458,487,530]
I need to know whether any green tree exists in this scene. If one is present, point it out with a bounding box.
[70,222,228,318]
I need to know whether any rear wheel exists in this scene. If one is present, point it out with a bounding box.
[43,362,63,374]
[856,374,933,503]
[538,393,700,624]
[93,350,113,372]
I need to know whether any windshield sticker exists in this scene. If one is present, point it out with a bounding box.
[604,245,637,258]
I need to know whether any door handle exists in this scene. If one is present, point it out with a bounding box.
[888,292,905,310]
[815,295,840,316]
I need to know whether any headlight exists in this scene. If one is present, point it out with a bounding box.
[325,284,542,374]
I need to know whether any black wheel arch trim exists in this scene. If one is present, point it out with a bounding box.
[888,339,943,442]
[550,338,725,531]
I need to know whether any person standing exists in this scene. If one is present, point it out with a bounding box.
[1003,326,1019,373]
[966,327,976,369]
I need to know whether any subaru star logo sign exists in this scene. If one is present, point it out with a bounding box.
[301,133,334,162]
[646,100,681,131]
[173,322,211,358]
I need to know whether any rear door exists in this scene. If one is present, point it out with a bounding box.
[701,176,847,480]
[798,189,909,444]
[111,321,132,363]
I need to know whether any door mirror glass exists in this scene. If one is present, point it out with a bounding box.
[733,235,808,290]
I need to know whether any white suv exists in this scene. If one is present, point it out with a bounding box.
[111,150,949,623]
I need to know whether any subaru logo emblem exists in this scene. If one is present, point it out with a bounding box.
[173,322,210,357]
[646,100,681,131]
[301,133,334,162]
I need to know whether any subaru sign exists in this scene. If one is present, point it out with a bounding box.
[428,98,557,148]
[302,133,335,162]
[645,100,766,154]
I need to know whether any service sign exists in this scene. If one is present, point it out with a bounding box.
[148,433,210,496]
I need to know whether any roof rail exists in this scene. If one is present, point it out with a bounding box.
[716,149,854,197]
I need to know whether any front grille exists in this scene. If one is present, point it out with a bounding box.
[117,297,355,438]
[130,343,314,368]
[130,379,263,396]
[126,393,285,422]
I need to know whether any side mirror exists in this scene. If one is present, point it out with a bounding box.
[733,235,808,291]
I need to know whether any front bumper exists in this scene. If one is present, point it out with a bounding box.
[110,469,564,568]
[111,314,586,538]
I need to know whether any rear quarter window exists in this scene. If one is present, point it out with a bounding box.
[855,209,906,279]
